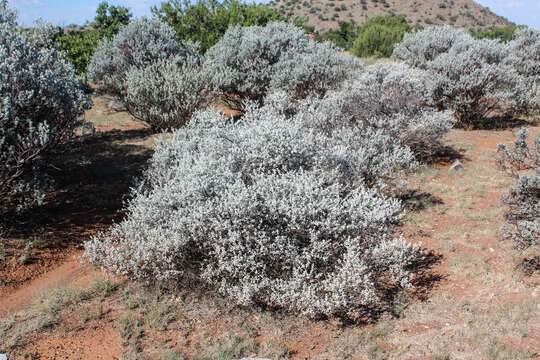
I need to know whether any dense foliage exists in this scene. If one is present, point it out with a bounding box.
[0,1,91,211]
[204,21,361,106]
[318,21,358,50]
[351,15,412,58]
[152,0,284,53]
[84,95,425,321]
[471,25,517,42]
[426,38,519,128]
[392,25,530,128]
[497,129,539,269]
[57,1,132,75]
[392,25,473,69]
[309,63,455,161]
[124,53,206,131]
[505,28,540,114]
[92,1,132,39]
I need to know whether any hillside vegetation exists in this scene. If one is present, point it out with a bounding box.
[269,0,512,33]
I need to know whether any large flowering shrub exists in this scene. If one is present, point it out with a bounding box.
[426,39,519,128]
[392,26,473,69]
[505,28,540,114]
[298,63,455,161]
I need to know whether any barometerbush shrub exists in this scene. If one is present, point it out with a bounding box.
[88,18,205,131]
[298,63,455,162]
[203,21,361,106]
[426,39,520,128]
[392,25,473,69]
[88,18,197,100]
[124,52,206,132]
[0,1,91,211]
[84,98,424,321]
[505,28,540,114]
[497,129,539,270]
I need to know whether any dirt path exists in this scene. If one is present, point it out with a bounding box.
[0,252,89,317]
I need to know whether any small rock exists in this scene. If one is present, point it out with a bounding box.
[108,98,126,112]
[81,121,96,136]
[0,354,8,360]
[449,160,465,172]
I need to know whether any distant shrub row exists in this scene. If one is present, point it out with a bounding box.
[88,20,360,131]
[55,0,287,75]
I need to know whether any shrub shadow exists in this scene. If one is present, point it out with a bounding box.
[398,189,444,212]
[1,128,153,246]
[472,116,534,131]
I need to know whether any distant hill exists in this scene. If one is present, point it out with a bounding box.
[268,0,513,33]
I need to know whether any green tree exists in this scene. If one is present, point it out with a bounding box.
[319,21,359,50]
[92,1,132,38]
[471,25,517,43]
[151,0,284,53]
[57,1,133,75]
[58,29,102,75]
[352,15,412,58]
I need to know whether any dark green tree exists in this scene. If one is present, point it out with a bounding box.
[319,21,359,50]
[471,25,518,43]
[92,1,133,38]
[151,0,284,53]
[57,1,133,75]
[352,15,412,58]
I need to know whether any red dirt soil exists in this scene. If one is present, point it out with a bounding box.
[1,125,538,359]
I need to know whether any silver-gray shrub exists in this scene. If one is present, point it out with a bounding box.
[124,54,206,132]
[426,39,520,128]
[84,100,424,321]
[392,26,473,69]
[297,63,455,162]
[505,28,540,114]
[0,1,91,211]
[497,129,539,257]
[203,21,362,105]
[88,18,198,100]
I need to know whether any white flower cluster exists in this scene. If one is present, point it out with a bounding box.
[84,97,425,321]
[0,0,91,211]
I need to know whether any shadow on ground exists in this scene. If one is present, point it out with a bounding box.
[2,128,153,245]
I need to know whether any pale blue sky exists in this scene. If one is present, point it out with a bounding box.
[8,0,540,29]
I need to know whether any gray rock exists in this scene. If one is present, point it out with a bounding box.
[449,159,465,172]
[0,354,8,360]
[108,98,126,112]
[81,121,96,136]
